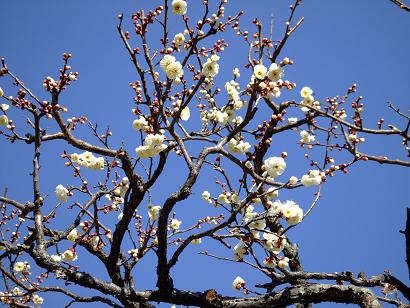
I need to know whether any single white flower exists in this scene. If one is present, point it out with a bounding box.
[253,64,267,80]
[160,55,176,71]
[233,241,247,260]
[0,103,9,111]
[173,33,185,46]
[202,191,212,203]
[263,232,286,253]
[62,249,78,261]
[165,61,183,80]
[132,116,148,131]
[67,228,79,242]
[148,204,161,221]
[280,200,303,225]
[289,176,298,185]
[172,0,187,15]
[267,63,284,81]
[180,106,190,121]
[55,184,69,203]
[170,218,182,230]
[264,156,286,178]
[301,170,322,187]
[300,86,313,98]
[202,59,220,78]
[0,115,8,126]
[232,276,245,290]
[14,261,30,273]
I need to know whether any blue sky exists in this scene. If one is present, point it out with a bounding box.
[0,0,409,307]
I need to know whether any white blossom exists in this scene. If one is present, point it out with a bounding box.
[62,249,78,261]
[172,0,187,15]
[278,257,289,269]
[55,184,69,203]
[280,200,303,225]
[300,86,313,98]
[50,254,62,262]
[132,116,148,131]
[253,64,267,80]
[70,151,105,170]
[0,103,9,111]
[264,156,286,178]
[263,257,277,268]
[67,228,79,242]
[202,59,220,78]
[191,238,202,244]
[202,191,212,203]
[180,106,190,121]
[233,241,247,260]
[148,204,161,221]
[32,294,44,305]
[160,55,176,71]
[263,232,286,253]
[173,33,185,46]
[267,63,284,81]
[300,130,315,143]
[165,61,183,80]
[289,176,298,185]
[227,137,251,155]
[0,115,8,126]
[233,67,240,78]
[301,170,322,187]
[232,276,245,290]
[170,218,182,230]
[14,261,30,273]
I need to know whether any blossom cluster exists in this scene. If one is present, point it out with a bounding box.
[70,151,105,170]
[135,133,167,158]
[160,55,183,81]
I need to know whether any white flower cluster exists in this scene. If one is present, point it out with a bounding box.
[55,184,69,203]
[132,116,149,132]
[253,63,284,81]
[227,137,251,155]
[300,130,315,144]
[348,133,365,143]
[264,156,286,178]
[301,170,322,187]
[300,86,320,113]
[71,151,104,170]
[160,55,184,81]
[135,133,166,158]
[202,54,220,78]
[225,80,246,109]
[172,0,187,15]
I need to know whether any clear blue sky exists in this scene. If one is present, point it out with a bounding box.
[0,1,409,307]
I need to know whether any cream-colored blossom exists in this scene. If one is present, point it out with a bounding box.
[301,170,322,187]
[264,156,286,178]
[253,64,267,80]
[172,0,187,15]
